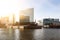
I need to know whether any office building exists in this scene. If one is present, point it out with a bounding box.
[20,15,30,23]
[19,8,34,23]
[0,16,9,24]
[43,18,59,25]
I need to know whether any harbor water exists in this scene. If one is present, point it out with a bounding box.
[0,28,60,40]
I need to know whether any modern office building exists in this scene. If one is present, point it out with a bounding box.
[43,18,59,25]
[20,15,30,23]
[0,16,9,24]
[54,19,59,22]
[9,14,16,24]
[19,8,34,24]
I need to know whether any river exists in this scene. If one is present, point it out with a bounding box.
[0,28,60,40]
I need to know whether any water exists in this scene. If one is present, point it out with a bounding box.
[0,28,60,40]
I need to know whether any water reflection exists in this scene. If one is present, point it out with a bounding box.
[14,29,20,40]
[8,28,14,40]
[42,28,60,40]
[20,29,34,40]
[0,28,60,40]
[33,29,44,40]
[0,28,8,40]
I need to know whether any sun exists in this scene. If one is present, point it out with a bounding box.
[0,0,20,22]
[0,0,28,22]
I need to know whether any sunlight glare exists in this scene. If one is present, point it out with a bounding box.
[0,0,29,22]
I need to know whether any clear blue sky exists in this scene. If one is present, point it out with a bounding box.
[21,0,60,21]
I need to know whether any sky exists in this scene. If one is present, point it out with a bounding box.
[0,0,60,21]
[27,0,60,21]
